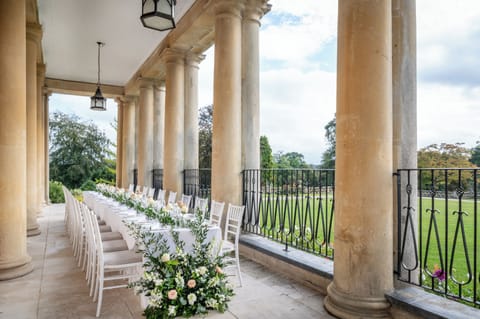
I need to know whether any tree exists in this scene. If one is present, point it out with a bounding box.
[198,105,213,168]
[49,111,114,189]
[417,143,476,191]
[320,115,336,169]
[470,142,480,167]
[260,135,274,169]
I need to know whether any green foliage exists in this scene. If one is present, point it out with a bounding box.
[80,180,97,191]
[199,105,213,168]
[417,143,476,191]
[274,151,310,169]
[49,181,65,203]
[260,136,274,169]
[470,142,480,167]
[320,115,336,169]
[49,111,114,189]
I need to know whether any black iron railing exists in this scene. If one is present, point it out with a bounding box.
[242,169,335,259]
[183,169,212,209]
[152,169,163,189]
[396,168,479,307]
[133,168,138,191]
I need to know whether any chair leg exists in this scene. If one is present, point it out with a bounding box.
[235,250,242,287]
[96,273,104,317]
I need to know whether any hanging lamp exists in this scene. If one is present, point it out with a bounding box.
[141,0,177,31]
[90,41,107,111]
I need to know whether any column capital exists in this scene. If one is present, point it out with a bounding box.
[211,0,245,18]
[185,53,206,69]
[244,0,271,24]
[154,80,166,91]
[138,77,155,89]
[160,48,186,65]
[26,22,42,44]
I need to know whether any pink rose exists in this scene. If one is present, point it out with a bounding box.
[215,266,223,274]
[187,279,196,289]
[167,289,178,300]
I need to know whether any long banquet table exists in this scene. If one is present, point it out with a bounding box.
[83,191,222,253]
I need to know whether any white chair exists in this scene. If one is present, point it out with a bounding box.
[167,191,177,204]
[142,186,149,197]
[88,204,143,317]
[128,184,134,192]
[156,189,166,202]
[209,200,225,227]
[219,204,245,287]
[181,194,192,209]
[80,203,129,293]
[147,187,156,198]
[194,196,209,218]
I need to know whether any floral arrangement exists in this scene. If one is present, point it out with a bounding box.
[127,217,235,318]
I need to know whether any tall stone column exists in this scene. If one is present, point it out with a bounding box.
[242,0,269,170]
[43,89,51,204]
[324,1,393,318]
[211,0,243,209]
[26,22,42,237]
[36,63,46,208]
[392,0,418,284]
[184,54,204,172]
[163,49,185,199]
[0,0,33,280]
[137,79,154,187]
[116,98,124,188]
[153,82,166,188]
[122,97,137,188]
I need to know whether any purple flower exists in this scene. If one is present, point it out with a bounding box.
[433,269,446,281]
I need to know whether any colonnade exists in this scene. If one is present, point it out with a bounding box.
[0,1,420,318]
[0,0,50,280]
[116,0,269,208]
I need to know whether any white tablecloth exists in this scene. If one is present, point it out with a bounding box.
[83,191,221,252]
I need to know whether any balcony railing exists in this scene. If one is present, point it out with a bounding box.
[396,168,479,307]
[183,169,212,209]
[242,169,335,259]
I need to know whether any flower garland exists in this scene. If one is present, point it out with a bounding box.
[95,184,235,318]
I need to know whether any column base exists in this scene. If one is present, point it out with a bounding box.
[27,223,41,237]
[0,256,33,281]
[324,283,392,319]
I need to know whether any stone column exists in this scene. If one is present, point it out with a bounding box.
[163,49,185,199]
[122,97,137,188]
[43,89,51,204]
[241,0,269,221]
[26,22,42,237]
[36,63,46,208]
[153,82,166,187]
[137,79,154,187]
[211,0,244,208]
[242,0,269,170]
[324,1,393,318]
[392,0,418,284]
[184,54,204,171]
[115,98,124,188]
[0,0,33,280]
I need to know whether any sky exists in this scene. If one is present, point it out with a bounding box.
[50,0,480,164]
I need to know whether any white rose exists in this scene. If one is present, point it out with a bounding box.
[160,253,170,262]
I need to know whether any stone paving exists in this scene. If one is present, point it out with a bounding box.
[0,204,335,319]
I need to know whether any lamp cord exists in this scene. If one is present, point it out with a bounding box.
[96,41,104,86]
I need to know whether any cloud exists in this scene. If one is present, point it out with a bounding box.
[418,83,480,148]
[260,68,336,164]
[417,0,480,87]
